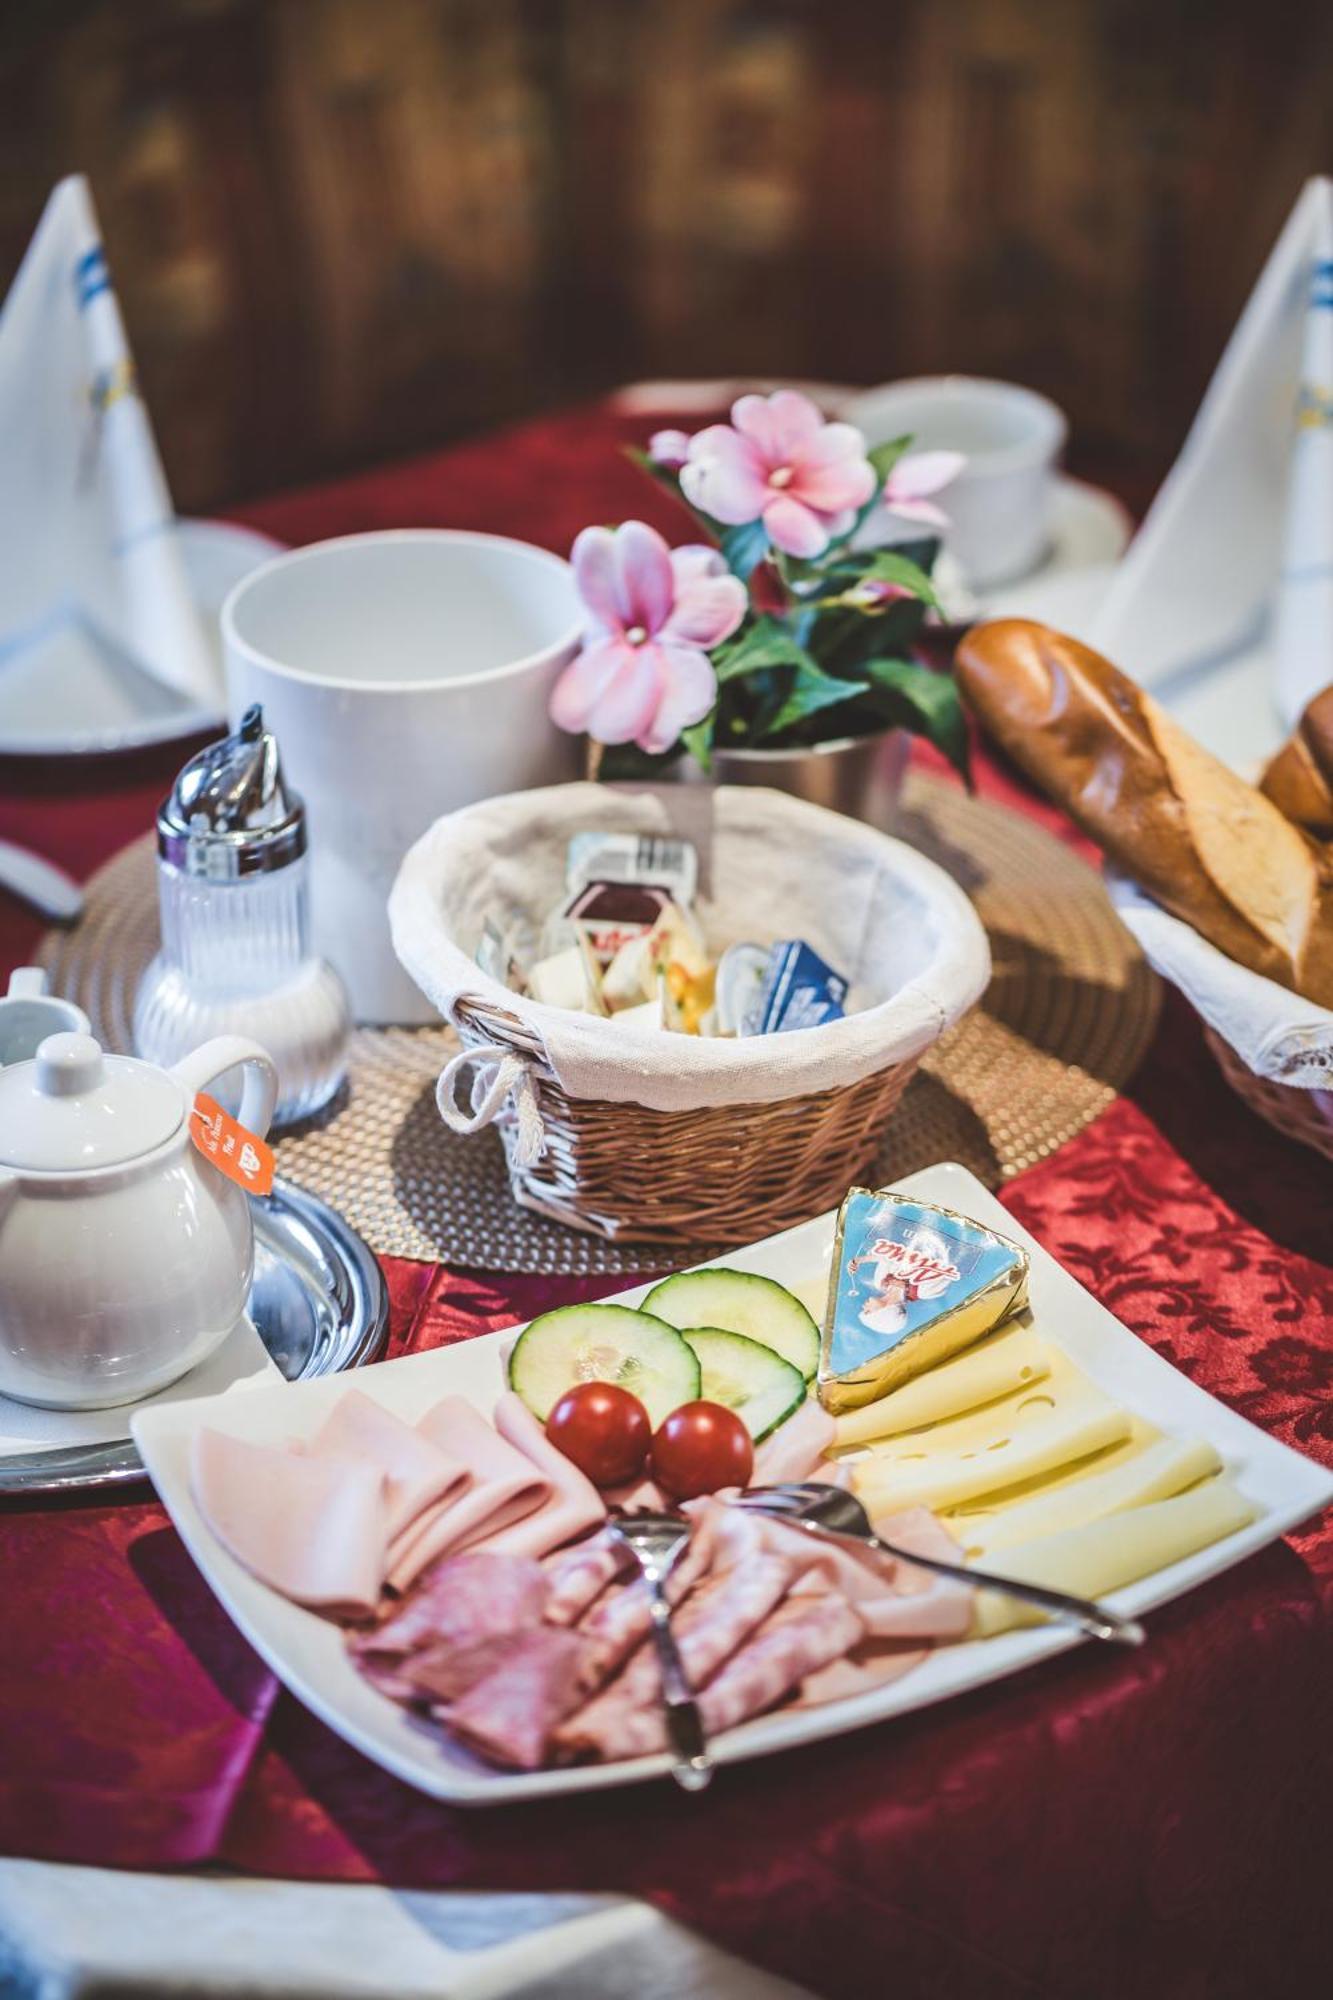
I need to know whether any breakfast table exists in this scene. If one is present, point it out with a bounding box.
[0,395,1330,2000]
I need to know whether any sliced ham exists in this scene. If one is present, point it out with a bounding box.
[355,1549,549,1661]
[191,1427,386,1619]
[560,1594,866,1762]
[751,1397,837,1483]
[384,1398,549,1592]
[542,1528,632,1625]
[480,1394,607,1558]
[557,1548,796,1756]
[795,1639,928,1704]
[699,1594,866,1733]
[447,1628,595,1770]
[307,1389,467,1539]
[396,1633,519,1704]
[750,1506,975,1641]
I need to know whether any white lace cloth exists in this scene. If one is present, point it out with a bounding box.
[1108,872,1333,1087]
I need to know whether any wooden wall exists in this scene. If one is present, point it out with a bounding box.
[2,0,1330,512]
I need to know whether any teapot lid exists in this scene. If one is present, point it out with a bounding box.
[0,1033,185,1173]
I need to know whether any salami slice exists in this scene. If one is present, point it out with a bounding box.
[448,1628,595,1769]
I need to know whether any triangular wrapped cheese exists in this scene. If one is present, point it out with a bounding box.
[818,1188,1029,1415]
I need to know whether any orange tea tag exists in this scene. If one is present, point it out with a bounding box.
[190,1093,275,1196]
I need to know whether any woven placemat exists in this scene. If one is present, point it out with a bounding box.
[38,773,1159,1275]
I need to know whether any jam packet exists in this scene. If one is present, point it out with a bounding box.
[817,1187,1030,1413]
[565,832,698,906]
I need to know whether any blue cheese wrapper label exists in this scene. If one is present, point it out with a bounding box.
[745,939,848,1035]
[818,1188,1029,1413]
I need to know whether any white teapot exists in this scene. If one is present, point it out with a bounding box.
[0,1031,278,1410]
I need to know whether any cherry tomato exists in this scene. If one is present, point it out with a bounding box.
[546,1382,651,1487]
[651,1400,754,1499]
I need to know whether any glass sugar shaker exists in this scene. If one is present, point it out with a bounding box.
[133,705,351,1127]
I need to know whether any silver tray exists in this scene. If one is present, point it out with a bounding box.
[0,1178,389,1497]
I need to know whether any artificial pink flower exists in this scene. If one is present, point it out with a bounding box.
[879,450,965,529]
[550,522,746,753]
[648,428,692,470]
[679,390,876,558]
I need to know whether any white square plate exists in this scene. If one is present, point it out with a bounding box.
[133,1162,1333,1805]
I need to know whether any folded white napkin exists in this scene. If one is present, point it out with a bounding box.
[1094,176,1333,733]
[0,175,218,704]
[1107,871,1333,1087]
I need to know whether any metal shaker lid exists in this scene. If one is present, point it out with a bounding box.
[156,705,306,878]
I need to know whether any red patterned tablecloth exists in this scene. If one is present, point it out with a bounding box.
[1,402,1330,2000]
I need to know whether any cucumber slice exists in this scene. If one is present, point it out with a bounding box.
[644,1268,820,1382]
[508,1303,700,1429]
[681,1327,806,1442]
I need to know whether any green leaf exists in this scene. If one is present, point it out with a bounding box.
[719,517,771,580]
[761,661,868,740]
[711,614,817,683]
[859,657,971,782]
[867,435,913,483]
[680,713,715,773]
[820,548,940,611]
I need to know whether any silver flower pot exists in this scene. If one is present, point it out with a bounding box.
[681,729,909,828]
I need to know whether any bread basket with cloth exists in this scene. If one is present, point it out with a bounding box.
[956,621,1333,1160]
[389,782,991,1244]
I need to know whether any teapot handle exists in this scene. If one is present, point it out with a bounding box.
[169,1037,279,1140]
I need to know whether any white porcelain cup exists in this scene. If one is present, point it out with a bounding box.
[223,530,583,1022]
[841,375,1068,590]
[0,967,90,1067]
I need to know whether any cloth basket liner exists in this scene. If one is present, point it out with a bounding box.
[389,782,991,1135]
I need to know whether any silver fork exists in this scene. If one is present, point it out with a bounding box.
[606,1509,713,1792]
[733,1482,1145,1648]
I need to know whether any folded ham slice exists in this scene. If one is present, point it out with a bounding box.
[481,1394,607,1558]
[384,1398,550,1591]
[755,1506,975,1641]
[751,1397,837,1483]
[191,1427,386,1618]
[308,1390,467,1539]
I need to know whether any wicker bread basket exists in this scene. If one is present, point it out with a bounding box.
[1202,1027,1333,1160]
[389,782,991,1244]
[1107,872,1333,1161]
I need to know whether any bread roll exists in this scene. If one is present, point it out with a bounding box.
[1260,686,1333,838]
[954,618,1333,1006]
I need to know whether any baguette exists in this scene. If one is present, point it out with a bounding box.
[1260,686,1333,839]
[954,618,1333,1007]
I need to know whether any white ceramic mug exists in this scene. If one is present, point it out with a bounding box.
[0,967,90,1067]
[842,375,1068,590]
[222,530,583,1022]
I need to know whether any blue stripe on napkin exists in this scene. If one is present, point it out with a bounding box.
[74,244,110,310]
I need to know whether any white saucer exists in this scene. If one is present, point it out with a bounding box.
[963,476,1132,621]
[0,1313,278,1457]
[0,517,283,757]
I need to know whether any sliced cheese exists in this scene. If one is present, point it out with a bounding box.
[853,1347,1132,1514]
[832,1324,1051,1448]
[955,1435,1223,1556]
[970,1478,1256,1637]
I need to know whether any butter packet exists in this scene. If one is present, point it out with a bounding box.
[817,1187,1029,1414]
